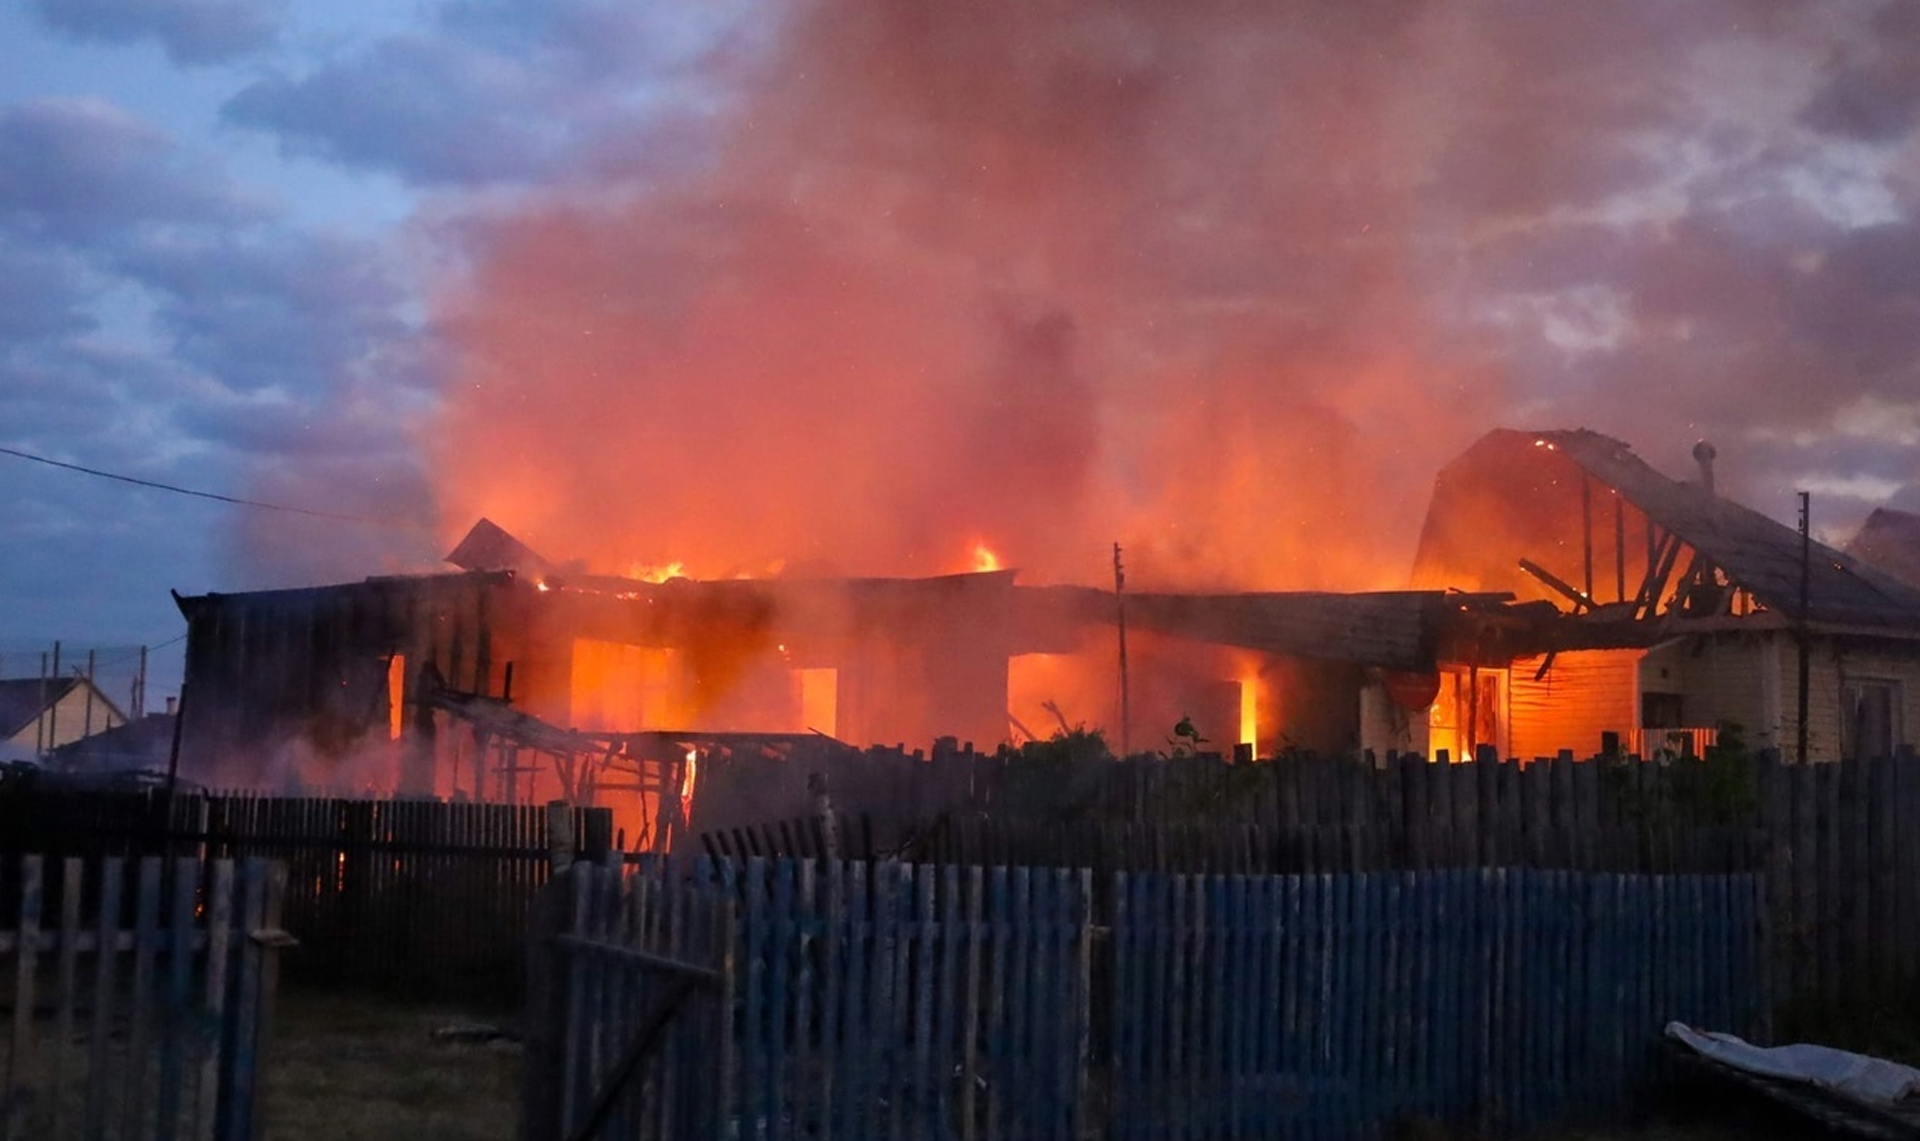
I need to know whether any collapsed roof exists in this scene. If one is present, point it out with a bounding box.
[1414,428,1920,640]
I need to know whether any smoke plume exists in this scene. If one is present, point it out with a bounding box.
[430,0,1920,586]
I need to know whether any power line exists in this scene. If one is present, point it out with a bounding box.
[0,444,412,527]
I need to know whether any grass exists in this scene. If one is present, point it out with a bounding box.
[251,988,1856,1141]
[262,987,521,1141]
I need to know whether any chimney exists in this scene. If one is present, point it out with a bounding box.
[165,695,178,716]
[1692,440,1717,496]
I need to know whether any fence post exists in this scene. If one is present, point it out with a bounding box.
[547,801,577,874]
[218,857,294,1141]
[519,865,583,1141]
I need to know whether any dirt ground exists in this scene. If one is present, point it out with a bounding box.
[262,988,521,1141]
[254,990,1831,1141]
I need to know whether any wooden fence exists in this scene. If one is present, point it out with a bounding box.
[1,855,289,1141]
[532,857,1767,1141]
[0,791,613,1000]
[698,750,1920,1013]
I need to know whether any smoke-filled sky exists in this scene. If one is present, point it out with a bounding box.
[6,0,1920,698]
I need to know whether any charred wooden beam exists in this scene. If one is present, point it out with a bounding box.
[1582,477,1595,601]
[1633,528,1683,619]
[1518,557,1596,612]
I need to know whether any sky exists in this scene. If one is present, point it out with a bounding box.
[4,0,1919,706]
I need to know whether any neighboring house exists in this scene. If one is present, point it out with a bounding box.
[1406,428,1920,762]
[1849,507,1920,590]
[0,676,128,762]
[47,712,178,774]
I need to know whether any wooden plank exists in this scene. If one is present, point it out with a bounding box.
[216,858,268,1141]
[1817,762,1842,1006]
[1841,759,1871,1004]
[931,863,960,1141]
[196,860,237,1138]
[1110,871,1134,1138]
[815,860,843,1141]
[846,861,875,1141]
[122,856,163,1139]
[156,856,199,1138]
[877,861,908,1141]
[909,863,938,1141]
[1902,758,1920,997]
[982,866,1009,1140]
[1356,873,1381,1133]
[769,859,795,1141]
[1279,874,1304,1141]
[1221,874,1247,1141]
[84,856,125,1141]
[50,857,82,1139]
[10,854,41,1098]
[738,859,768,1141]
[1866,757,1895,997]
[1071,867,1092,1141]
[959,865,984,1141]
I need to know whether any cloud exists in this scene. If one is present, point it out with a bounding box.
[30,0,286,65]
[1799,1,1920,142]
[221,0,743,187]
[0,98,267,245]
[0,235,96,341]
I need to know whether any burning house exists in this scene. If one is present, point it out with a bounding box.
[1409,429,1920,763]
[174,517,1537,840]
[169,428,1919,847]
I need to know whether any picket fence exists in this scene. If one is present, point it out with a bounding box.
[531,857,1767,1141]
[0,855,288,1141]
[0,790,612,999]
[699,749,1920,1013]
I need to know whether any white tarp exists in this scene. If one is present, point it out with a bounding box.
[1666,1022,1920,1106]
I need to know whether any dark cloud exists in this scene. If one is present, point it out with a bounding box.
[223,36,564,186]
[111,230,418,397]
[1800,1,1920,142]
[31,0,286,65]
[0,235,95,340]
[0,99,266,245]
[222,1,741,187]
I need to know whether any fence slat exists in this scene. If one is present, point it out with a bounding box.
[84,856,125,1141]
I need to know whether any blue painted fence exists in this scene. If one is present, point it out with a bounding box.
[536,860,1767,1141]
[1,854,291,1141]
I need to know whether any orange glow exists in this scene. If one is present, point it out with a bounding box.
[572,642,686,730]
[629,560,688,583]
[387,653,406,741]
[680,748,698,825]
[798,668,837,735]
[972,543,1002,573]
[1239,674,1258,755]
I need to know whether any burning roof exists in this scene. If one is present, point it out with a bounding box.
[1415,428,1920,637]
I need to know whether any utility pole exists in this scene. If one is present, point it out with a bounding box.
[1796,492,1811,764]
[1114,542,1130,758]
[47,641,61,756]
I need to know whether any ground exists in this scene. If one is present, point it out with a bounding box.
[257,988,1828,1141]
[264,987,520,1141]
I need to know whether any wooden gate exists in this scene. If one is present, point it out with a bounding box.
[1,854,292,1141]
[521,857,733,1141]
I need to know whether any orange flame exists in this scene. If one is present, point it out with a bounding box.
[971,543,1002,573]
[630,561,688,583]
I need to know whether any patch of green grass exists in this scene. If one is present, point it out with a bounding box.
[262,987,520,1141]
